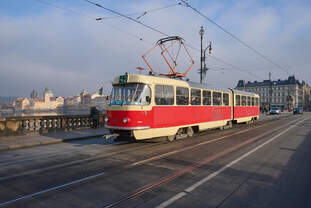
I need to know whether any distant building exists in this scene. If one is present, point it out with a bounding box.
[80,90,92,107]
[14,98,30,110]
[235,76,310,110]
[15,88,64,111]
[90,93,108,110]
[30,90,38,99]
[64,96,81,106]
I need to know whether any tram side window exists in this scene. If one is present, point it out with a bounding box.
[203,90,211,105]
[176,87,189,105]
[255,98,259,106]
[241,96,246,106]
[251,97,255,106]
[155,85,174,105]
[247,97,251,106]
[191,89,201,105]
[236,95,241,106]
[212,92,222,106]
[223,93,229,106]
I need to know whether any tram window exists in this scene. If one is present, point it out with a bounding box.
[247,97,251,106]
[255,98,259,106]
[251,97,255,106]
[241,96,246,106]
[212,92,222,106]
[155,85,174,105]
[203,90,211,105]
[176,87,189,105]
[223,93,229,106]
[236,95,241,106]
[191,89,201,105]
[110,83,151,106]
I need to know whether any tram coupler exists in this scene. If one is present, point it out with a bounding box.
[103,133,120,139]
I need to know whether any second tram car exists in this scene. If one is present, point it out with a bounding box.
[106,73,259,141]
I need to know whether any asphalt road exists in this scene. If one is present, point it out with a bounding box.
[0,112,310,208]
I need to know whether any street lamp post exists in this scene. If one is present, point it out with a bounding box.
[199,26,204,84]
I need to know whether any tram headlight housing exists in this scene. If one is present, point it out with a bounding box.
[123,118,128,124]
[104,117,108,123]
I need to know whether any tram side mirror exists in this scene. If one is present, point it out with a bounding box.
[146,96,151,103]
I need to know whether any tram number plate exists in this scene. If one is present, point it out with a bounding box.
[119,75,128,84]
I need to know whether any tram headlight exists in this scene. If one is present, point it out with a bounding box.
[104,117,108,123]
[123,118,128,124]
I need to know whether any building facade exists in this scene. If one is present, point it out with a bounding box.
[14,88,64,111]
[235,76,310,111]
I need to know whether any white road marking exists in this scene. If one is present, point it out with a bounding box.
[0,117,296,206]
[0,172,106,207]
[155,116,309,208]
[0,141,124,167]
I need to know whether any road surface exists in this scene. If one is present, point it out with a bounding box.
[0,113,310,208]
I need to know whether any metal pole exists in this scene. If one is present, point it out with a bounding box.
[269,72,272,110]
[200,32,203,84]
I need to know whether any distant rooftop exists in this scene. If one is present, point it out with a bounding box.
[236,76,305,88]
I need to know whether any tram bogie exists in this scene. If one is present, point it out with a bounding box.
[105,73,260,141]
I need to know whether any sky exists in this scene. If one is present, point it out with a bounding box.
[1,0,311,97]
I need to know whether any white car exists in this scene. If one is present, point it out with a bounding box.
[269,107,281,115]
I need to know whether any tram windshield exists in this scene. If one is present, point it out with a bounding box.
[110,83,151,106]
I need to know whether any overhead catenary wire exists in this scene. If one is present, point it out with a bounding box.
[34,0,264,80]
[84,0,169,37]
[33,0,144,41]
[184,44,264,80]
[95,2,181,20]
[84,0,264,80]
[180,0,290,76]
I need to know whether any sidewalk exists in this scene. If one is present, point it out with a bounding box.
[0,128,109,152]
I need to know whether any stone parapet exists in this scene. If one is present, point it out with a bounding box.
[0,114,105,136]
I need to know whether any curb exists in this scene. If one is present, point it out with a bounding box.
[0,133,107,152]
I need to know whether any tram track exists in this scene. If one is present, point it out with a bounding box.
[0,115,298,207]
[0,115,289,181]
[0,113,289,169]
[100,115,308,208]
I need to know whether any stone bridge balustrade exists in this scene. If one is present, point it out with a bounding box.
[0,114,105,136]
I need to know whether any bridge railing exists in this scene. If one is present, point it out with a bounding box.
[0,114,105,136]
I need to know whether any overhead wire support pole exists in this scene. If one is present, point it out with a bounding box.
[180,0,290,76]
[200,26,204,84]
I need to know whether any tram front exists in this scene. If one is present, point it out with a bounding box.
[105,74,152,140]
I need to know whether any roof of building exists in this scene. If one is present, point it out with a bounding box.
[33,98,44,102]
[15,97,26,101]
[236,76,304,88]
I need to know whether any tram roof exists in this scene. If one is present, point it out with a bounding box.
[113,74,258,96]
[232,89,258,96]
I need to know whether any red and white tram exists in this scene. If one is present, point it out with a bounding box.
[105,73,260,141]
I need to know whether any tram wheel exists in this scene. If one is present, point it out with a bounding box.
[167,135,176,142]
[186,127,194,137]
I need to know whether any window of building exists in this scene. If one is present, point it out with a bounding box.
[155,85,174,105]
[191,89,201,105]
[203,90,211,106]
[235,95,241,106]
[247,97,251,106]
[223,93,229,106]
[242,96,246,106]
[176,87,189,105]
[212,92,222,106]
[251,97,254,106]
